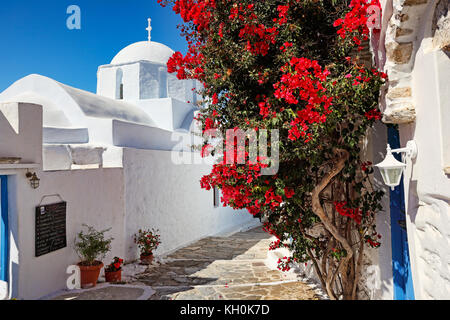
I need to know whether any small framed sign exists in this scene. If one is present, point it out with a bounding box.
[35,202,67,257]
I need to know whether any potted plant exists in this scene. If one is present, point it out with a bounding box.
[104,257,124,283]
[75,224,113,288]
[134,228,160,265]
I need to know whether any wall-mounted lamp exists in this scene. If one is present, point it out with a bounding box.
[375,140,417,190]
[26,171,40,189]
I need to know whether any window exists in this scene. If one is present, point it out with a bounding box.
[116,68,124,100]
[213,187,220,208]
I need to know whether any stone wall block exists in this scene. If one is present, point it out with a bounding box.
[386,87,412,100]
[386,41,414,64]
[382,103,416,123]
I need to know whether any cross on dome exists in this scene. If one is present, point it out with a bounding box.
[146,18,152,42]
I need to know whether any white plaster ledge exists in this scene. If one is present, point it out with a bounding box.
[0,163,39,170]
[40,283,155,300]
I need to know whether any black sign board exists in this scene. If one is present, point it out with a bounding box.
[35,201,67,257]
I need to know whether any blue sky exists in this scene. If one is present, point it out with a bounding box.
[0,1,186,93]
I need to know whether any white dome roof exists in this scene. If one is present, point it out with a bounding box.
[111,41,174,65]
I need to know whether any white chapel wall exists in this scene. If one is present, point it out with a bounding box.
[140,62,165,99]
[97,63,140,100]
[122,148,259,262]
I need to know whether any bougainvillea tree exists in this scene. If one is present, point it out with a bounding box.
[159,0,385,300]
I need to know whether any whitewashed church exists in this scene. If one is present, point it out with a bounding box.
[0,20,257,300]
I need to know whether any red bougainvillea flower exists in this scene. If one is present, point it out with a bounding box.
[334,201,363,225]
[333,0,381,48]
[361,161,373,172]
[284,187,295,199]
[160,0,387,281]
[273,57,332,142]
[365,109,382,120]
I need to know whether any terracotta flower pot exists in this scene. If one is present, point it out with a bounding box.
[77,261,104,289]
[105,269,122,283]
[140,253,154,265]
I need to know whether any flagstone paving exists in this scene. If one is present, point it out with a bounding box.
[133,227,321,300]
[50,227,321,300]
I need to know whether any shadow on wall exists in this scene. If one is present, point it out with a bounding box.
[407,180,419,225]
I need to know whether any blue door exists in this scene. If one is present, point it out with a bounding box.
[0,175,8,283]
[388,127,415,300]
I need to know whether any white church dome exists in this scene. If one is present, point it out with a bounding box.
[111,41,174,65]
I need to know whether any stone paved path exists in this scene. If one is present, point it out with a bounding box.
[132,227,321,300]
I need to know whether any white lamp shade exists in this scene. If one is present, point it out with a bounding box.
[375,149,406,190]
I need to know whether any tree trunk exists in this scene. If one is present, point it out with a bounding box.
[310,148,354,300]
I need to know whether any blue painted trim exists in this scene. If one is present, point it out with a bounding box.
[388,127,415,300]
[0,175,8,282]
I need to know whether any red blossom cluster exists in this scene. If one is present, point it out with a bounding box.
[200,160,266,214]
[264,188,283,209]
[361,161,373,172]
[269,239,282,251]
[167,47,205,80]
[273,57,332,141]
[229,3,257,21]
[170,0,216,32]
[365,234,382,248]
[105,256,124,272]
[275,5,289,25]
[240,23,279,56]
[364,108,382,121]
[333,0,381,49]
[334,201,362,225]
[134,229,161,255]
[277,256,293,272]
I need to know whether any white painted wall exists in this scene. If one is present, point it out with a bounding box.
[0,102,43,164]
[167,73,200,103]
[98,59,200,105]
[97,63,140,101]
[134,98,194,131]
[140,62,165,99]
[122,148,258,261]
[362,123,394,300]
[10,168,125,300]
[398,45,450,299]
